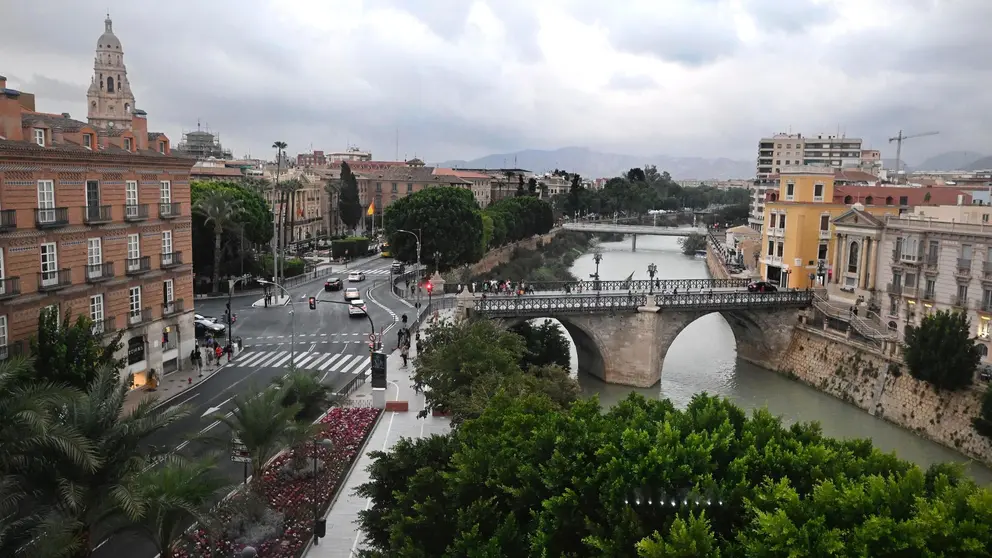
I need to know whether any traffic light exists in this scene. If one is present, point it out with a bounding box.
[425,281,433,294]
[308,296,316,310]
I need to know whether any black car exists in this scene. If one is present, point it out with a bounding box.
[324,277,343,291]
[747,281,778,293]
[391,262,405,274]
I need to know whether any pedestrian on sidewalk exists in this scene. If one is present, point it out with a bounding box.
[214,345,223,364]
[225,343,233,363]
[400,339,410,367]
[206,347,215,367]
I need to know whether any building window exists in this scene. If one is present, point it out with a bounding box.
[905,272,917,289]
[958,284,968,306]
[818,243,828,261]
[899,196,909,205]
[160,181,172,203]
[33,128,45,146]
[407,183,413,193]
[786,182,795,200]
[769,214,776,228]
[40,243,58,288]
[163,279,174,303]
[36,180,56,223]
[925,279,936,299]
[90,294,104,331]
[391,182,398,193]
[124,137,132,151]
[125,181,138,216]
[776,242,784,257]
[779,214,786,230]
[767,240,774,256]
[848,241,859,273]
[375,182,382,193]
[819,214,829,231]
[813,183,824,201]
[129,286,142,324]
[84,134,93,149]
[159,141,166,153]
[87,238,102,268]
[0,314,6,358]
[162,230,173,258]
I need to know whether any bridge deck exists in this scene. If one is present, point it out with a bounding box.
[562,223,709,235]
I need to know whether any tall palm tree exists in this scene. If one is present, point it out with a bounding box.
[273,370,337,422]
[278,180,302,267]
[272,141,287,284]
[324,177,341,237]
[14,365,189,557]
[132,455,229,558]
[193,190,243,293]
[0,357,98,557]
[211,387,312,492]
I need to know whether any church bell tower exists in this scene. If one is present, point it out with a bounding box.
[86,14,137,131]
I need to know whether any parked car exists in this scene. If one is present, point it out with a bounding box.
[348,272,366,282]
[747,281,778,293]
[195,318,226,339]
[344,287,360,301]
[324,277,343,291]
[391,262,405,274]
[348,299,367,317]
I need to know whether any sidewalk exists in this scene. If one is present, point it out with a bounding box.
[307,323,451,557]
[120,345,246,415]
[250,294,291,308]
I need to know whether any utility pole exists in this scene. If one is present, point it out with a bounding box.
[888,130,939,182]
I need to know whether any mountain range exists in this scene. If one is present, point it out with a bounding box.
[438,147,992,181]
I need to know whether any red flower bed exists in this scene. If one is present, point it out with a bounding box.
[174,407,381,558]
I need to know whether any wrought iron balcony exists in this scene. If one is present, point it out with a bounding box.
[34,207,69,228]
[957,258,973,275]
[92,316,117,336]
[85,262,115,283]
[161,251,183,268]
[0,276,20,300]
[902,286,919,298]
[37,269,72,291]
[921,289,936,302]
[125,256,151,275]
[128,307,152,327]
[162,299,185,316]
[0,209,15,232]
[925,253,939,268]
[0,340,27,362]
[952,295,970,309]
[82,204,113,224]
[887,283,902,295]
[124,203,150,222]
[159,202,181,219]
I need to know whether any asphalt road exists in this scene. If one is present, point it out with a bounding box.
[93,256,409,558]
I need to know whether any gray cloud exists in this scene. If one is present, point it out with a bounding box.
[5,73,84,103]
[607,73,656,91]
[741,0,837,33]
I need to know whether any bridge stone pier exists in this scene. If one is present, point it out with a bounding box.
[466,290,813,388]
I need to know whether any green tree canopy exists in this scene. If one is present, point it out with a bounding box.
[357,392,992,557]
[678,232,708,256]
[903,310,982,391]
[484,196,554,248]
[510,319,571,371]
[190,179,272,283]
[384,186,484,270]
[338,161,363,230]
[31,308,124,389]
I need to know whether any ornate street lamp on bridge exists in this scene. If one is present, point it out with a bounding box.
[591,252,603,292]
[647,263,658,295]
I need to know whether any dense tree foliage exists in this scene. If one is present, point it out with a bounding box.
[903,310,982,391]
[31,308,124,389]
[190,180,272,285]
[678,232,708,256]
[384,187,485,271]
[338,161,363,230]
[483,196,555,248]
[510,319,572,371]
[358,392,992,557]
[411,319,578,423]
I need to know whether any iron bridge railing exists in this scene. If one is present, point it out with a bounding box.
[652,290,814,310]
[509,277,751,293]
[476,293,647,317]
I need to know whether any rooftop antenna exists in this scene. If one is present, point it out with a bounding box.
[196,119,201,132]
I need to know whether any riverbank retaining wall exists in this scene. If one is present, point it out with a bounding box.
[779,325,992,466]
[705,244,730,280]
[469,228,562,275]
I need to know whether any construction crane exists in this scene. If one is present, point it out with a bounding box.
[889,130,939,179]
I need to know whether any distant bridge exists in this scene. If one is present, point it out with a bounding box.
[562,223,709,236]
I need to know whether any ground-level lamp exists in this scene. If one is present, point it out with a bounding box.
[312,438,333,545]
[647,263,658,295]
[241,546,257,558]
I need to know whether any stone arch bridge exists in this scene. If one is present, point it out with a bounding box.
[464,290,813,387]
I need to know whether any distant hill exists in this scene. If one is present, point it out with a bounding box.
[915,151,987,171]
[439,147,754,180]
[965,156,992,171]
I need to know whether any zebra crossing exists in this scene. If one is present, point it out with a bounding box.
[348,268,391,276]
[231,349,371,376]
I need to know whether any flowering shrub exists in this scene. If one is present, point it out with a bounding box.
[174,407,381,557]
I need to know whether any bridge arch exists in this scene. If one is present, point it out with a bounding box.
[501,316,608,380]
[658,310,786,375]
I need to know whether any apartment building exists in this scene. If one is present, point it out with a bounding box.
[327,148,372,163]
[0,19,195,383]
[355,162,471,217]
[297,150,326,167]
[262,167,326,244]
[433,168,492,207]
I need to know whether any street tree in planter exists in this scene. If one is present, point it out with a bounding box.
[383,186,484,270]
[31,307,124,389]
[903,310,982,391]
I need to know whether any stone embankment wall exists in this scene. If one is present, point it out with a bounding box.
[779,325,992,466]
[469,228,562,275]
[705,244,730,279]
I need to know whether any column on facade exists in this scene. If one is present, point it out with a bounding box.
[858,236,869,289]
[868,236,879,291]
[834,234,846,284]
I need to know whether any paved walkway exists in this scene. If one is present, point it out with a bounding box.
[120,345,246,415]
[307,318,452,558]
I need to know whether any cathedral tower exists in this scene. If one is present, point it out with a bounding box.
[86,14,136,131]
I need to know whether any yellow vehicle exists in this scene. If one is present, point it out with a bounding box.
[380,242,392,258]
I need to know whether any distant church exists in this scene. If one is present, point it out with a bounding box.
[86,14,138,131]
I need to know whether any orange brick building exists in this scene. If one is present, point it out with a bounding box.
[0,16,195,384]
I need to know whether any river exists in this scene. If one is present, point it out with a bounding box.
[555,234,992,484]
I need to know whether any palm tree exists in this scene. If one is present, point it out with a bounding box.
[133,455,229,558]
[212,387,312,492]
[14,365,189,557]
[273,370,337,422]
[193,190,243,293]
[0,357,98,557]
[324,177,340,238]
[272,141,287,284]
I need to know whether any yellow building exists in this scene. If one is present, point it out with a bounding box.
[760,166,898,289]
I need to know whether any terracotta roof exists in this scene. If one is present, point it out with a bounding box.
[833,186,971,206]
[355,166,439,182]
[0,138,186,162]
[834,169,879,183]
[20,111,89,132]
[148,132,164,140]
[433,168,491,180]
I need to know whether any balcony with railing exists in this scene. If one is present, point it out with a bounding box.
[162,299,185,317]
[159,202,181,219]
[128,307,152,327]
[957,258,973,276]
[92,316,117,336]
[924,253,939,269]
[124,203,150,222]
[125,256,151,276]
[161,251,183,268]
[0,276,20,300]
[982,301,992,313]
[0,209,15,232]
[37,269,72,291]
[921,289,936,302]
[887,282,903,295]
[82,204,113,224]
[34,207,69,228]
[984,261,992,277]
[952,295,971,309]
[902,285,919,298]
[85,261,115,283]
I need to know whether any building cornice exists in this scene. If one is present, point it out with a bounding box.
[0,147,194,170]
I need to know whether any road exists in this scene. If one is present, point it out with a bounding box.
[94,257,409,558]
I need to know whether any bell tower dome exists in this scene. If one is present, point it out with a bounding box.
[87,13,137,131]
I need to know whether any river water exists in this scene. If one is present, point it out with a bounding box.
[555,234,992,484]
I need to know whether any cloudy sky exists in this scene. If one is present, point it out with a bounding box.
[0,0,988,164]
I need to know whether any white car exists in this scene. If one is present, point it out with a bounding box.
[348,272,366,282]
[348,299,367,317]
[194,313,217,323]
[344,287,360,300]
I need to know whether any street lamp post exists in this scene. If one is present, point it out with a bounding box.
[396,228,422,307]
[591,252,603,292]
[312,298,378,350]
[312,438,333,545]
[225,275,251,356]
[257,279,297,366]
[647,263,657,295]
[433,250,441,276]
